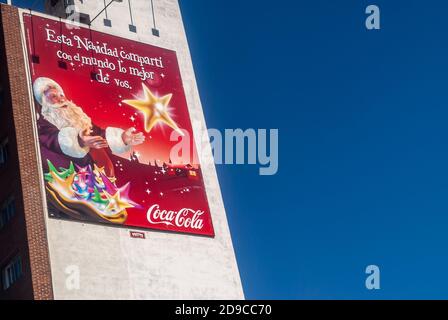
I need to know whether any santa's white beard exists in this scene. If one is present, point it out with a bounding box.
[41,100,92,132]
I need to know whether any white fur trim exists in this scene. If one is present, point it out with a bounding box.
[58,127,89,158]
[106,127,131,155]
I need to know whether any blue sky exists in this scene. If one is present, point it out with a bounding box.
[7,0,448,299]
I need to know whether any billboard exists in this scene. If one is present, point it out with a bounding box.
[22,13,214,236]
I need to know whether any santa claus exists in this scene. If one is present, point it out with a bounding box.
[33,77,145,176]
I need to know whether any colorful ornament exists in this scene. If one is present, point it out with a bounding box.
[45,161,138,222]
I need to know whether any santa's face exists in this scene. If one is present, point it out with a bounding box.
[44,87,67,108]
[40,87,92,132]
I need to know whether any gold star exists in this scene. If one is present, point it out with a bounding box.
[93,164,117,184]
[108,176,117,184]
[48,171,76,198]
[122,83,184,136]
[104,191,134,213]
[94,164,106,176]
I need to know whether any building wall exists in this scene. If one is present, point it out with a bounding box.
[29,0,244,299]
[0,6,33,300]
[0,4,53,300]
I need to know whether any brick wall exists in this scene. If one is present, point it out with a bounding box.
[0,4,53,300]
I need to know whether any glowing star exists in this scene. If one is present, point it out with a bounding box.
[104,191,134,213]
[122,83,184,135]
[76,165,90,178]
[97,175,139,207]
[48,171,76,198]
[99,173,118,194]
[108,176,117,184]
[93,164,116,184]
[91,187,108,206]
[45,160,75,181]
[94,164,106,176]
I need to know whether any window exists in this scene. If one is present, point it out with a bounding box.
[0,196,15,230]
[0,138,8,166]
[78,13,91,25]
[2,255,22,290]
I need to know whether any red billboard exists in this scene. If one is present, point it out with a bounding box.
[22,13,214,236]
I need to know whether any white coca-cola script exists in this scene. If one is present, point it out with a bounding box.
[146,204,205,230]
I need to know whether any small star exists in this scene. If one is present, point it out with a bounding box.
[161,73,165,78]
[160,168,166,174]
[130,116,136,122]
[146,189,151,195]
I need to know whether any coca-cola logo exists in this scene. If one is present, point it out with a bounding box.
[147,204,205,230]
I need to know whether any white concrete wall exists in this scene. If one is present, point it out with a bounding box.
[30,0,244,300]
